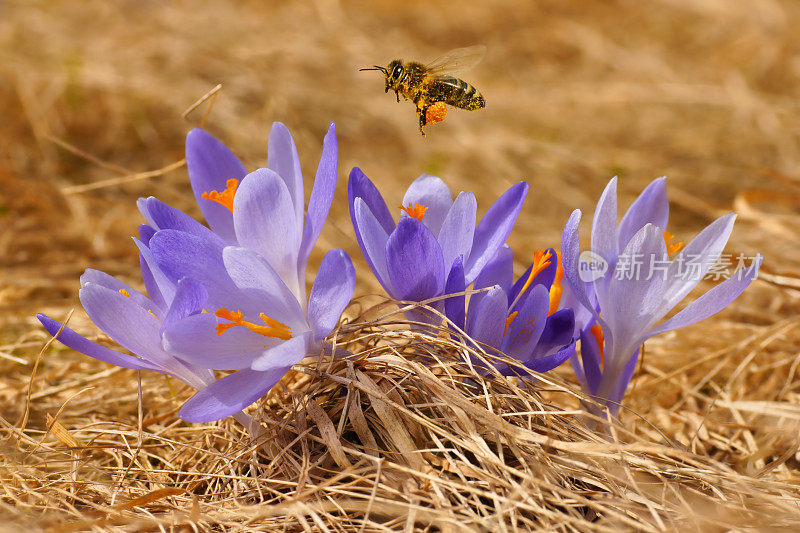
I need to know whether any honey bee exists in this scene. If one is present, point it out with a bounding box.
[360,46,487,136]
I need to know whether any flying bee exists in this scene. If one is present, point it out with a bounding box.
[360,46,487,136]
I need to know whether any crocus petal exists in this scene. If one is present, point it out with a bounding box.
[401,174,453,235]
[607,348,640,416]
[233,168,302,296]
[353,198,393,292]
[134,238,174,311]
[464,181,528,284]
[79,268,152,311]
[308,249,355,340]
[657,213,737,315]
[79,283,169,367]
[141,197,226,246]
[298,123,338,275]
[138,224,156,246]
[591,177,619,311]
[37,314,161,371]
[502,283,549,361]
[644,254,762,342]
[161,277,208,334]
[348,167,395,234]
[179,367,291,423]
[186,128,246,243]
[149,229,237,311]
[617,177,669,250]
[529,308,575,360]
[474,244,513,294]
[444,256,466,332]
[524,342,573,374]
[163,312,278,370]
[577,328,603,395]
[437,191,477,280]
[251,331,315,372]
[385,218,445,301]
[268,122,305,229]
[222,246,307,329]
[465,285,508,352]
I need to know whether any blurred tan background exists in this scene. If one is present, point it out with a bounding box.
[1,0,799,391]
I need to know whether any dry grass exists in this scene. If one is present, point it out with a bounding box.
[2,0,800,530]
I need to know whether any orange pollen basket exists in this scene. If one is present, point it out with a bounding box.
[504,311,518,334]
[548,251,564,316]
[663,231,684,255]
[214,308,293,340]
[425,102,448,125]
[202,178,239,212]
[590,324,605,367]
[398,202,428,221]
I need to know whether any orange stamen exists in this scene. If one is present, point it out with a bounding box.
[504,311,518,334]
[118,288,130,297]
[590,324,605,367]
[510,249,553,313]
[202,178,239,212]
[548,251,564,315]
[663,231,684,255]
[214,308,293,340]
[398,202,428,221]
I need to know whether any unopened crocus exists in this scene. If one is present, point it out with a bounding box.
[444,245,575,376]
[144,121,338,303]
[148,226,355,423]
[348,168,528,322]
[36,226,252,425]
[561,177,762,415]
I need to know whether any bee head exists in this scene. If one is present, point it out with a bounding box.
[385,60,405,92]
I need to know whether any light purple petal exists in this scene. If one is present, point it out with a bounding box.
[138,224,156,245]
[161,277,208,334]
[607,348,640,416]
[348,167,395,234]
[605,224,668,360]
[658,213,737,315]
[179,367,291,423]
[37,313,161,371]
[644,254,761,342]
[444,256,466,332]
[141,197,226,246]
[464,181,528,284]
[474,244,513,294]
[268,122,304,228]
[149,229,237,311]
[617,177,669,250]
[577,328,603,395]
[186,128,246,243]
[308,249,355,340]
[251,331,315,371]
[529,308,575,360]
[502,283,549,361]
[591,177,619,311]
[222,246,307,330]
[298,123,338,275]
[79,283,169,367]
[465,285,508,352]
[524,342,573,374]
[163,312,278,370]
[385,218,445,301]
[233,168,301,297]
[437,191,477,280]
[134,238,174,311]
[353,197,392,291]
[401,174,453,236]
[79,269,152,311]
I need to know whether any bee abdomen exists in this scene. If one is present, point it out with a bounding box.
[434,76,486,111]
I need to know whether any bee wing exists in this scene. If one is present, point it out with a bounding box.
[424,45,486,75]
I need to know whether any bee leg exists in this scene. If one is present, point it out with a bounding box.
[395,90,400,103]
[417,106,428,136]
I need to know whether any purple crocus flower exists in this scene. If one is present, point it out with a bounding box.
[444,245,575,376]
[348,168,528,321]
[147,225,355,422]
[561,177,762,416]
[153,121,338,303]
[36,226,252,425]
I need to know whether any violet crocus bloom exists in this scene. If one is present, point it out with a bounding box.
[561,177,762,416]
[444,245,575,376]
[148,226,355,423]
[158,121,338,303]
[35,226,252,425]
[348,168,528,320]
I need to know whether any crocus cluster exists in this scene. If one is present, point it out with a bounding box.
[38,120,762,426]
